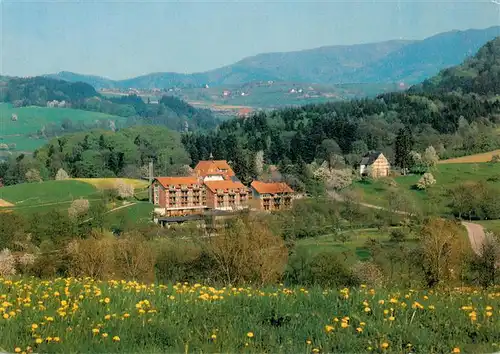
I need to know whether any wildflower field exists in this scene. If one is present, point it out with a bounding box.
[1,278,500,353]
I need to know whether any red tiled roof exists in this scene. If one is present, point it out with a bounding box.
[194,160,235,179]
[204,180,247,193]
[250,181,294,194]
[154,177,199,188]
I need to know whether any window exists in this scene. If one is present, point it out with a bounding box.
[228,194,236,206]
[153,185,159,205]
[264,204,270,211]
[217,194,224,205]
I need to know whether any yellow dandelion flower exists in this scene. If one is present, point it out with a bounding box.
[324,325,334,333]
[46,316,54,322]
[247,332,254,338]
[486,306,493,311]
[486,311,493,317]
[104,314,111,320]
[364,307,371,313]
[452,348,461,353]
[356,327,363,333]
[35,339,43,344]
[3,313,9,319]
[378,299,385,305]
[31,324,38,330]
[211,334,217,340]
[360,322,366,326]
[312,349,320,353]
[102,333,109,338]
[14,348,21,353]
[92,328,100,335]
[381,342,389,349]
[46,337,53,343]
[104,297,110,304]
[123,313,130,318]
[112,336,120,342]
[389,316,395,321]
[53,337,60,343]
[429,305,435,310]
[341,322,348,328]
[306,339,312,345]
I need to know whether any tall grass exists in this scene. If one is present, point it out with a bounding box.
[0,278,499,353]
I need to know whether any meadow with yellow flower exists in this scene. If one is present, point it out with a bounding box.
[1,278,500,353]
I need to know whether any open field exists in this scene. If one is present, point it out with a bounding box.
[1,278,499,353]
[0,180,98,206]
[353,163,500,215]
[73,178,149,190]
[439,150,500,164]
[0,103,125,151]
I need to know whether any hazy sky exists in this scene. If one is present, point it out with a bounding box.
[1,0,499,79]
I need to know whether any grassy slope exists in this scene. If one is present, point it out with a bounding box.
[0,180,98,206]
[353,163,500,215]
[0,103,125,151]
[1,278,499,353]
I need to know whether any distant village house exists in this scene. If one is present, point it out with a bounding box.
[359,152,390,178]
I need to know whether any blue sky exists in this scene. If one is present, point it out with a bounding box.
[1,0,499,79]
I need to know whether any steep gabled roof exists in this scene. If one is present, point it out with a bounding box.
[204,180,247,193]
[360,152,383,166]
[154,177,199,188]
[250,181,294,194]
[194,160,235,179]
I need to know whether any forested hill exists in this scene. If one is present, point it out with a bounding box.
[412,36,500,95]
[0,76,220,132]
[0,76,98,106]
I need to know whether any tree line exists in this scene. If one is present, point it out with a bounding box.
[0,126,191,185]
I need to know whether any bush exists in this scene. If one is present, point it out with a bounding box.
[68,199,90,220]
[0,249,16,277]
[115,179,135,199]
[309,251,359,287]
[66,236,115,279]
[115,232,155,283]
[415,172,436,190]
[389,228,407,243]
[205,214,288,285]
[352,261,385,287]
[55,168,70,180]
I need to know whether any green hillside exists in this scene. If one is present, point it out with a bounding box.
[353,163,500,216]
[0,103,126,152]
[0,180,99,206]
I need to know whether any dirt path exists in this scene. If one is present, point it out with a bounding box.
[0,199,14,207]
[461,222,487,255]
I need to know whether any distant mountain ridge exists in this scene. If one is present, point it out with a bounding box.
[412,36,500,95]
[46,26,500,89]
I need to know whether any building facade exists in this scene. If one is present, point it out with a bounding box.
[359,152,390,178]
[152,177,208,217]
[152,160,295,221]
[204,180,250,211]
[250,181,294,211]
